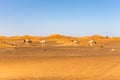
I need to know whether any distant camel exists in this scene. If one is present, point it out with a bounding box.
[88,39,96,47]
[21,39,26,43]
[40,40,47,47]
[71,40,79,47]
[21,39,32,44]
[26,39,32,43]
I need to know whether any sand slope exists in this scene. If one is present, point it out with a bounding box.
[0,35,120,80]
[0,56,120,80]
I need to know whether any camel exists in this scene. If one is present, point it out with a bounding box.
[25,39,32,44]
[71,40,79,47]
[40,40,47,47]
[88,39,96,47]
[21,39,32,45]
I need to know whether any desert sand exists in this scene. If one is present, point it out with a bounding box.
[0,34,120,80]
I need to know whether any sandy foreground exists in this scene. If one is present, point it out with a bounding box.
[0,36,120,80]
[1,56,120,80]
[0,46,120,80]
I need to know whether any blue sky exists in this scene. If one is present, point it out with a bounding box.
[0,0,120,37]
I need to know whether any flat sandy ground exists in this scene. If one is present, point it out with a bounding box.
[0,41,120,80]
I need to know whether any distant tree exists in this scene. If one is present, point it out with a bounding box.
[106,36,109,38]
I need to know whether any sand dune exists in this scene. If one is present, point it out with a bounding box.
[0,34,119,47]
[0,56,120,80]
[0,34,120,80]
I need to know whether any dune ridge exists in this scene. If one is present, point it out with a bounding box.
[0,34,119,48]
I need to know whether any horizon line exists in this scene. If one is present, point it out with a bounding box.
[0,34,119,38]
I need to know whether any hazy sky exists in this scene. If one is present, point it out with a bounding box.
[0,0,120,36]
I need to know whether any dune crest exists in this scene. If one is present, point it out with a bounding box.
[0,34,119,48]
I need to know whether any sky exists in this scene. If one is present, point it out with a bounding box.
[0,0,120,37]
